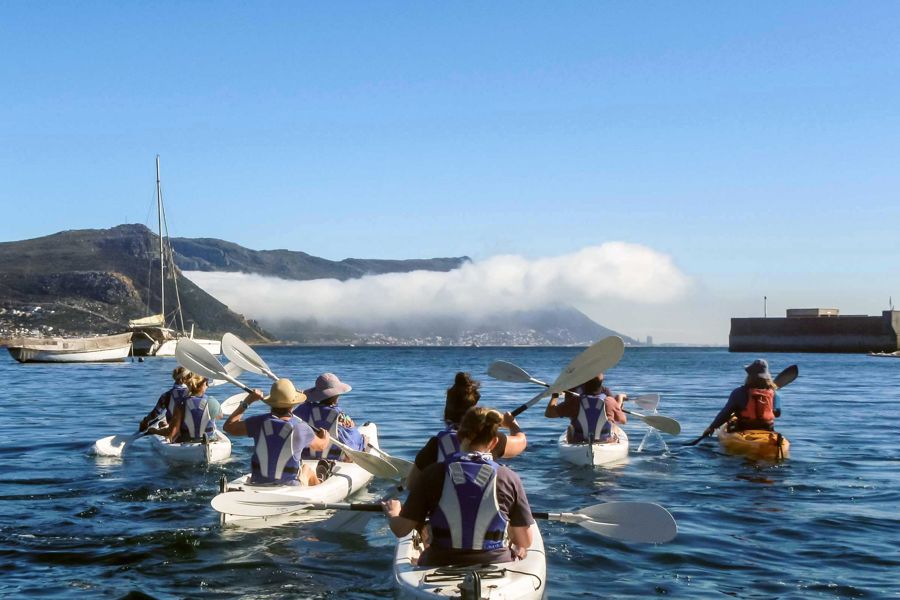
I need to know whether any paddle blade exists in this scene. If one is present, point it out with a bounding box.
[330,440,400,480]
[630,393,660,411]
[176,338,228,380]
[222,333,274,378]
[212,491,311,517]
[774,364,799,389]
[550,336,625,393]
[577,501,677,543]
[642,414,681,436]
[320,507,380,534]
[487,361,534,384]
[92,432,142,457]
[220,392,247,416]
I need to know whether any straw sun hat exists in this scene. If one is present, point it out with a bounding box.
[262,378,307,408]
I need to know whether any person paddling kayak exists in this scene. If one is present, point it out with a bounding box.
[163,374,224,443]
[225,379,330,487]
[293,372,366,462]
[407,372,527,489]
[383,406,535,567]
[139,366,192,433]
[702,359,782,437]
[545,373,627,443]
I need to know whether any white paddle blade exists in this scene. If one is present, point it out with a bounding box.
[176,338,228,381]
[642,414,681,436]
[210,362,244,387]
[368,446,413,478]
[92,432,142,457]
[320,507,380,534]
[329,439,400,480]
[577,501,677,543]
[487,361,534,383]
[630,393,660,411]
[550,336,625,393]
[221,333,273,378]
[220,392,247,416]
[212,491,312,517]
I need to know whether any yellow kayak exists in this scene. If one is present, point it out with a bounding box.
[717,427,790,460]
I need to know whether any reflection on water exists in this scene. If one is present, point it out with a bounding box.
[0,347,898,598]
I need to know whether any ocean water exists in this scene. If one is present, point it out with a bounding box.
[1,346,898,599]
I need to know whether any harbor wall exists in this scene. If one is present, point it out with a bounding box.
[729,311,900,353]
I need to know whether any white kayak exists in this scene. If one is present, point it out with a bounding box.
[217,422,379,526]
[557,426,629,467]
[393,523,546,599]
[149,430,232,465]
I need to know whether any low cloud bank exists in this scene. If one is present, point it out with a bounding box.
[185,242,690,331]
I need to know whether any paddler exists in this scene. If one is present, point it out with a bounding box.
[383,406,535,567]
[702,359,781,436]
[544,373,627,443]
[406,372,527,488]
[164,374,224,443]
[224,379,330,486]
[139,366,192,433]
[293,372,366,462]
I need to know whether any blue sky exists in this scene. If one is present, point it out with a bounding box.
[2,2,898,342]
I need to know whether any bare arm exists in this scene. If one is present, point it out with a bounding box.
[382,499,422,538]
[508,525,533,556]
[500,412,527,458]
[308,428,330,453]
[223,390,263,436]
[544,393,562,418]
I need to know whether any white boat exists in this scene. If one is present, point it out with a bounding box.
[149,430,232,465]
[393,523,546,600]
[5,332,133,363]
[128,156,221,357]
[217,422,379,526]
[557,426,629,467]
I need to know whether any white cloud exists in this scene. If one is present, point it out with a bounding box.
[184,242,691,332]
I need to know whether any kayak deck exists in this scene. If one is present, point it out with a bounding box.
[393,523,546,599]
[557,426,629,467]
[149,431,232,465]
[218,422,380,525]
[717,427,790,460]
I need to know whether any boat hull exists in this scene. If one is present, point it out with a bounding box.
[218,423,379,525]
[5,333,133,363]
[149,431,232,465]
[558,427,629,467]
[717,427,790,460]
[393,523,546,599]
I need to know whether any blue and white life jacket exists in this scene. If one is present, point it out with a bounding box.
[180,394,215,440]
[435,424,461,463]
[166,383,189,421]
[250,414,307,485]
[295,403,341,460]
[571,394,612,443]
[429,452,508,551]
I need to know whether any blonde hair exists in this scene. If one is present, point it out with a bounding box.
[172,366,192,384]
[187,374,208,396]
[457,406,503,447]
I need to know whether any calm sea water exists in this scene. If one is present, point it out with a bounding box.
[1,346,898,599]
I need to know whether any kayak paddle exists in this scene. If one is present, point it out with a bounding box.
[176,339,399,480]
[92,413,164,457]
[211,492,677,543]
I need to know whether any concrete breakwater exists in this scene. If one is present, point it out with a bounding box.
[729,310,900,353]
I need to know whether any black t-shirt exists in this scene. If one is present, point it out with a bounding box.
[414,431,509,470]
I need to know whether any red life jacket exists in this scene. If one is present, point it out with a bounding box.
[738,387,775,427]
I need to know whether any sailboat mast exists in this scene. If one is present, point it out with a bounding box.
[156,155,165,323]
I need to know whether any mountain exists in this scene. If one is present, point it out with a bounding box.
[0,224,269,340]
[0,224,633,346]
[170,236,468,280]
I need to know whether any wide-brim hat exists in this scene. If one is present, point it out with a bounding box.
[263,378,307,408]
[744,359,772,380]
[304,372,352,403]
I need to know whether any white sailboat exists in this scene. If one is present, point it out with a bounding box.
[5,332,134,363]
[129,156,221,357]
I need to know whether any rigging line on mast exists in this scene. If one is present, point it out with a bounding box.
[160,197,186,334]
